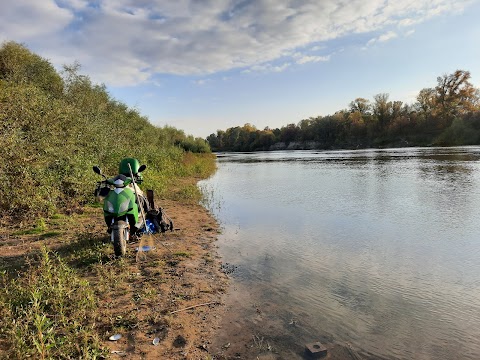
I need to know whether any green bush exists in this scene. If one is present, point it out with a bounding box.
[0,41,63,97]
[435,117,480,145]
[0,42,214,219]
[176,135,211,153]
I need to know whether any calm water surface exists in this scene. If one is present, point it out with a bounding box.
[199,147,480,359]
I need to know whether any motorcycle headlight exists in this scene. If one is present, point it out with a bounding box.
[119,199,130,214]
[106,201,115,213]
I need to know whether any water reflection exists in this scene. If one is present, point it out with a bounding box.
[201,147,480,360]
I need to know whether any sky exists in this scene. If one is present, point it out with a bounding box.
[1,0,479,138]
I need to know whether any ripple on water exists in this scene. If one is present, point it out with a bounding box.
[203,147,480,360]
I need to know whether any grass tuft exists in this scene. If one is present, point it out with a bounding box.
[0,247,108,359]
[173,251,191,258]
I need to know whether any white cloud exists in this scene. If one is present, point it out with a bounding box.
[295,54,331,64]
[0,0,473,86]
[310,45,326,52]
[243,62,291,74]
[0,0,73,42]
[398,18,419,27]
[366,38,377,47]
[405,29,416,37]
[193,78,211,86]
[378,31,398,42]
[366,30,398,47]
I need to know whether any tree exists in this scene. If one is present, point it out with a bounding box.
[312,116,338,148]
[253,129,276,150]
[373,93,392,130]
[0,41,63,97]
[391,101,403,119]
[435,70,480,119]
[225,127,242,150]
[279,123,300,144]
[298,118,316,141]
[205,69,480,151]
[349,98,371,115]
[416,88,436,119]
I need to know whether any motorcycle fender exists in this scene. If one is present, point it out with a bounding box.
[103,188,138,219]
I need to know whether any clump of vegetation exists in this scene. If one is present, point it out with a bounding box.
[173,184,203,203]
[13,218,47,235]
[0,41,214,220]
[0,41,219,360]
[173,251,191,258]
[207,70,480,151]
[0,247,107,359]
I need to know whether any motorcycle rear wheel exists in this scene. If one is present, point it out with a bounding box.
[111,220,129,257]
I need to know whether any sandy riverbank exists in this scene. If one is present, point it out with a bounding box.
[0,199,229,359]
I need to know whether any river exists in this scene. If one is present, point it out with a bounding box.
[199,147,480,359]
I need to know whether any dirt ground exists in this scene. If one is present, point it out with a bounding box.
[0,199,229,360]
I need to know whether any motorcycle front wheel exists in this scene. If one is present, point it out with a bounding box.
[111,220,129,257]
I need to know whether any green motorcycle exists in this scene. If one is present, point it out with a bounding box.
[93,158,147,257]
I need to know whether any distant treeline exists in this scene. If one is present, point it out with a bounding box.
[0,41,213,218]
[207,70,480,152]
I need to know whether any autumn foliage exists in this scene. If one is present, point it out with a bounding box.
[207,70,480,151]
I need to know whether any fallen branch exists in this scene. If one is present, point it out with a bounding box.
[169,301,221,314]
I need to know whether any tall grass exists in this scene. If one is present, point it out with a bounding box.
[0,247,107,359]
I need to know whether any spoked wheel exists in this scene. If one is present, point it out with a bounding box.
[111,220,129,257]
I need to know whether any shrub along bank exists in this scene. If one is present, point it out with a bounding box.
[0,41,214,219]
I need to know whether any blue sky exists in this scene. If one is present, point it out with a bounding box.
[1,0,479,138]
